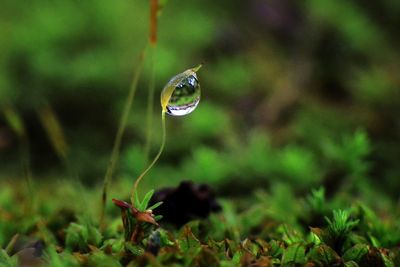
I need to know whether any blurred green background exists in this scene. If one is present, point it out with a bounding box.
[1,0,400,205]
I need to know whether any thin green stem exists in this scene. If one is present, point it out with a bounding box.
[36,103,68,160]
[144,43,156,162]
[100,45,148,229]
[5,234,19,254]
[131,111,166,205]
[21,138,35,214]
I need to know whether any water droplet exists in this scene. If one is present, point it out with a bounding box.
[161,66,201,116]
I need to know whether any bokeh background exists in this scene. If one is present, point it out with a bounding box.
[1,0,400,220]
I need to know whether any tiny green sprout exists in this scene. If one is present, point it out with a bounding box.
[325,209,359,240]
[131,64,203,206]
[306,187,326,214]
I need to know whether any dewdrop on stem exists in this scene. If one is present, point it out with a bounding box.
[161,64,202,116]
[132,64,202,206]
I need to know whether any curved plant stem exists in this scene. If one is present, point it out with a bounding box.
[131,110,166,206]
[132,0,160,205]
[100,46,148,229]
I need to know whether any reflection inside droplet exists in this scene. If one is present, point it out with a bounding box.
[165,73,201,116]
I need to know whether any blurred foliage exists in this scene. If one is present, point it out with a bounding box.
[0,0,399,190]
[1,0,400,265]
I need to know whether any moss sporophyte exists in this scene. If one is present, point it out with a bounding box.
[113,65,202,243]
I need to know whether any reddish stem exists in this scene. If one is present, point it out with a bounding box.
[150,0,158,44]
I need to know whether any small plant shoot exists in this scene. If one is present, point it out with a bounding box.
[132,65,203,205]
[111,65,204,246]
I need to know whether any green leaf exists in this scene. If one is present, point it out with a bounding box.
[368,234,381,248]
[42,246,81,267]
[0,249,17,267]
[242,239,260,256]
[158,229,174,247]
[307,244,340,265]
[279,224,304,245]
[134,189,141,210]
[65,223,87,251]
[381,254,395,267]
[138,189,155,211]
[281,243,306,265]
[154,215,163,221]
[86,224,103,247]
[87,252,122,267]
[125,243,144,256]
[178,225,202,266]
[5,234,19,255]
[309,231,322,245]
[325,209,359,239]
[65,222,102,251]
[344,261,360,267]
[343,244,369,262]
[306,187,326,214]
[147,201,163,211]
[3,107,26,138]
[179,226,201,252]
[232,251,242,264]
[269,240,284,258]
[100,239,124,253]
